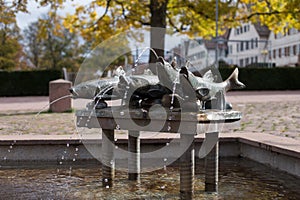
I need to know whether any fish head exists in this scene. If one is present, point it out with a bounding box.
[179,66,211,101]
[70,78,118,99]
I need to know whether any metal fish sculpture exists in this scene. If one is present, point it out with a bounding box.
[155,57,245,101]
[69,57,245,110]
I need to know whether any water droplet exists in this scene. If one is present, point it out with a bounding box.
[61,156,65,160]
[125,86,130,89]
[74,153,78,156]
[9,145,13,149]
[64,150,67,154]
[66,143,70,147]
[166,143,169,146]
[73,158,76,162]
[104,178,108,182]
[116,125,120,130]
[13,140,16,143]
[8,149,10,153]
[170,106,174,110]
[161,185,165,189]
[106,185,110,189]
[114,138,118,142]
[59,161,63,165]
[163,165,167,170]
[115,146,118,149]
[85,123,88,126]
[164,158,167,162]
[75,148,79,152]
[120,111,124,116]
[110,160,114,165]
[3,157,6,160]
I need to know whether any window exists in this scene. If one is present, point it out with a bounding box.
[240,59,244,67]
[295,45,299,55]
[255,56,258,63]
[244,26,247,33]
[255,38,258,48]
[240,26,243,34]
[245,58,249,65]
[278,48,282,58]
[251,39,254,49]
[273,49,276,59]
[237,43,239,52]
[240,42,244,51]
[251,57,253,63]
[284,46,290,56]
[245,41,249,50]
[236,28,239,35]
[229,45,233,54]
[269,51,271,60]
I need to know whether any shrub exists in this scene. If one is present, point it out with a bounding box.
[0,70,62,96]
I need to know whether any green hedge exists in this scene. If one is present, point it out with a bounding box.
[0,70,62,96]
[219,67,300,90]
[0,68,299,96]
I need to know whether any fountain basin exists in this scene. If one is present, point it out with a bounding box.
[0,133,299,177]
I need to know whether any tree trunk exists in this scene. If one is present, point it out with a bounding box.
[149,0,168,74]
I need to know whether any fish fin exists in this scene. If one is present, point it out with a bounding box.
[202,70,214,82]
[115,66,126,76]
[225,68,245,91]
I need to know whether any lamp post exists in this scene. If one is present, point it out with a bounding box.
[215,0,219,68]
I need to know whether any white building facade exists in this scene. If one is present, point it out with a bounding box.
[269,28,300,67]
[183,38,227,69]
[227,23,271,67]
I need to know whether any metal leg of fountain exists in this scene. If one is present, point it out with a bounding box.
[180,134,195,200]
[102,129,115,188]
[205,132,219,193]
[128,130,140,181]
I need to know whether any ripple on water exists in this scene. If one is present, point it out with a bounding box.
[0,158,299,199]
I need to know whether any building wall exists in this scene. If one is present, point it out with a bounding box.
[185,39,227,69]
[227,23,270,67]
[269,29,300,66]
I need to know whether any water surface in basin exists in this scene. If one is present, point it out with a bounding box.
[0,158,299,199]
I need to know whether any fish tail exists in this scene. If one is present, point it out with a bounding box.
[225,68,245,91]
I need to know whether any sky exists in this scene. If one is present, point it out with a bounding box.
[16,0,89,30]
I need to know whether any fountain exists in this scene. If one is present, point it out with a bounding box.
[72,52,245,199]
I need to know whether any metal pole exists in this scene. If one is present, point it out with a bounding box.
[128,130,140,181]
[102,129,115,188]
[205,132,219,192]
[180,134,195,199]
[215,0,219,68]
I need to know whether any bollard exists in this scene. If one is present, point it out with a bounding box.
[102,129,115,188]
[49,79,72,112]
[128,130,140,181]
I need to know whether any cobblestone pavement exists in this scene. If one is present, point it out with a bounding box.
[0,91,299,140]
[223,101,300,140]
